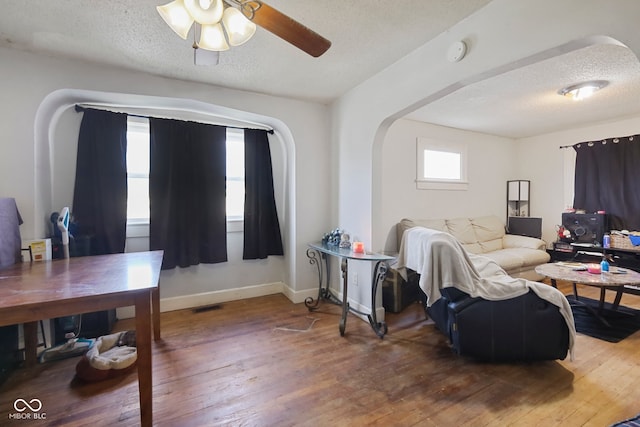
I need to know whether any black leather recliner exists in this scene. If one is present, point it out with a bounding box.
[420,285,570,362]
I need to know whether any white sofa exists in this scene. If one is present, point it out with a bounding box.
[396,215,550,281]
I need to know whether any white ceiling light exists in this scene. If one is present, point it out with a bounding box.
[199,23,229,51]
[558,80,609,101]
[222,7,256,46]
[157,0,256,52]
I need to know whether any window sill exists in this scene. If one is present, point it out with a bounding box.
[416,180,469,191]
[227,219,243,233]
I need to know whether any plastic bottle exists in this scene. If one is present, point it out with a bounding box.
[603,233,611,248]
[600,257,610,273]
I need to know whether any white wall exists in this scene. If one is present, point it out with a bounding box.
[518,114,640,247]
[331,0,640,317]
[379,118,517,252]
[0,46,332,311]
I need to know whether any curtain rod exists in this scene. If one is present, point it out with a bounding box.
[559,134,638,149]
[75,104,274,134]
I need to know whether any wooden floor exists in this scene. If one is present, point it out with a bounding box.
[2,281,640,426]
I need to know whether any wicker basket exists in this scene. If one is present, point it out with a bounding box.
[611,233,636,250]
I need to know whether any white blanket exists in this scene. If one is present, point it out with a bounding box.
[396,227,575,359]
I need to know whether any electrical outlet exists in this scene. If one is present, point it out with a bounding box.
[353,272,358,286]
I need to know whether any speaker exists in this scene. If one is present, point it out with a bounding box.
[561,213,607,244]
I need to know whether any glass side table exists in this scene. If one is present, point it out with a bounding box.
[305,242,394,338]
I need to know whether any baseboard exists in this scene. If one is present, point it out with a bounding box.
[116,282,385,323]
[116,282,324,319]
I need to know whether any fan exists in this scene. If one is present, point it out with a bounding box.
[235,0,331,57]
[160,0,331,59]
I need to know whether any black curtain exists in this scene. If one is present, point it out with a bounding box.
[243,129,284,259]
[149,118,227,269]
[573,135,640,231]
[72,108,128,255]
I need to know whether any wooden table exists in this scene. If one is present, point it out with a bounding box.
[535,262,640,325]
[0,250,163,427]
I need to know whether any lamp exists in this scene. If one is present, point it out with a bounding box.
[558,80,608,101]
[157,0,257,51]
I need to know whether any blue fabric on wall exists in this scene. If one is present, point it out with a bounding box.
[0,197,22,269]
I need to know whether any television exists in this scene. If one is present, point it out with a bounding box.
[507,216,542,239]
[561,213,607,245]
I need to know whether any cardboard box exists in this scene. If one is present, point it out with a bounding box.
[24,239,52,262]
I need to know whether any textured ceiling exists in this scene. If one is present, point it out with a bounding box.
[0,0,491,104]
[2,1,640,139]
[405,43,640,138]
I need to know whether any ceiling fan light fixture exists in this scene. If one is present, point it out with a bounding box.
[222,7,256,46]
[157,0,195,40]
[199,23,230,51]
[558,80,608,101]
[183,0,224,25]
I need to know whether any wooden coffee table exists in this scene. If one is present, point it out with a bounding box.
[535,262,640,326]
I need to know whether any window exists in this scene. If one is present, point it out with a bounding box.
[125,117,245,229]
[416,137,468,190]
[126,117,150,224]
[225,128,245,221]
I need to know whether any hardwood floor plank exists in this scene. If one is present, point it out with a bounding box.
[2,287,640,426]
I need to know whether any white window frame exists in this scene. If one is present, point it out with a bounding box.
[126,116,151,238]
[225,127,245,232]
[416,137,468,191]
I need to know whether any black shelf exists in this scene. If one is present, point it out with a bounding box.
[548,242,640,272]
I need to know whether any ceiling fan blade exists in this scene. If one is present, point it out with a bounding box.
[242,1,331,57]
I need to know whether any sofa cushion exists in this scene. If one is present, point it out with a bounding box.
[471,215,506,242]
[479,238,504,253]
[460,242,483,254]
[483,248,550,272]
[397,218,447,247]
[445,218,476,244]
[502,234,546,251]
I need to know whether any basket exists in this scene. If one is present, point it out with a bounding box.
[611,233,636,250]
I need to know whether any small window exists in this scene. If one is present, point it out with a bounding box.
[416,137,468,190]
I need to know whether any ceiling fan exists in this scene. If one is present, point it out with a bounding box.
[158,0,332,60]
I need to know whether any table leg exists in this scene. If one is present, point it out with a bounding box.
[367,261,388,338]
[135,291,153,427]
[568,285,612,328]
[612,288,624,311]
[598,287,607,313]
[152,285,161,341]
[305,249,329,310]
[22,322,38,367]
[339,258,349,336]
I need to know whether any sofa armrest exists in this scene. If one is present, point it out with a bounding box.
[447,295,483,313]
[502,234,546,250]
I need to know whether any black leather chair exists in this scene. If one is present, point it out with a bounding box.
[419,284,570,362]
